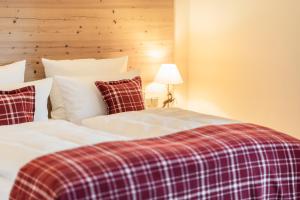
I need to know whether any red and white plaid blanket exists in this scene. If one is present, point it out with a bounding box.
[10,123,300,199]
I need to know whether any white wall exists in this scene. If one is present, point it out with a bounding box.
[175,0,300,138]
[174,0,190,108]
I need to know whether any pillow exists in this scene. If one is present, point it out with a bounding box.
[42,56,128,119]
[95,76,145,115]
[0,78,53,121]
[54,71,139,123]
[0,86,35,126]
[0,60,26,84]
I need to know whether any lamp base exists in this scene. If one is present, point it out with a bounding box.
[162,84,175,108]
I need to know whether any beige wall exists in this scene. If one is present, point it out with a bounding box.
[174,0,190,108]
[176,0,300,138]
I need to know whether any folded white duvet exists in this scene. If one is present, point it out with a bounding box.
[82,108,238,139]
[1,108,238,199]
[0,120,127,200]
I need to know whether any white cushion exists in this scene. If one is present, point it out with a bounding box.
[0,78,53,121]
[0,60,26,84]
[42,57,128,119]
[54,71,139,123]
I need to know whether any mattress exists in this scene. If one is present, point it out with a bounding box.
[0,120,126,200]
[82,108,238,139]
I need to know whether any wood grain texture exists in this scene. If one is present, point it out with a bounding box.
[0,0,174,82]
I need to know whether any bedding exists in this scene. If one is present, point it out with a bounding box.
[10,123,300,199]
[0,120,127,200]
[43,56,128,120]
[0,78,53,121]
[82,108,238,139]
[0,60,26,85]
[0,86,35,126]
[95,76,145,115]
[53,71,139,123]
[2,108,235,199]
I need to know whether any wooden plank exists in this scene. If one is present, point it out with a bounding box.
[0,0,174,82]
[0,0,173,9]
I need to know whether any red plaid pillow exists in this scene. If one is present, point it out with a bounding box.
[95,76,145,114]
[0,86,35,126]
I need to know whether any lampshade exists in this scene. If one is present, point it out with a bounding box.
[154,64,183,85]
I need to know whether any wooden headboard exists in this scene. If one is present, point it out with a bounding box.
[0,0,173,82]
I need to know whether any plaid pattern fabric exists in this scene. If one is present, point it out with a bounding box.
[95,76,145,114]
[10,123,300,200]
[0,86,35,126]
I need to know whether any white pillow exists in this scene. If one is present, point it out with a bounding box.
[0,78,53,121]
[0,60,26,84]
[42,56,128,120]
[54,71,139,123]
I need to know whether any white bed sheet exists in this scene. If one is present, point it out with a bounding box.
[82,108,238,139]
[0,120,127,200]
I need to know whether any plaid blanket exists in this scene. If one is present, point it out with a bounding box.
[10,123,300,200]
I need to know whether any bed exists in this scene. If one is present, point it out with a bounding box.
[0,120,127,200]
[2,108,235,199]
[6,108,300,199]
